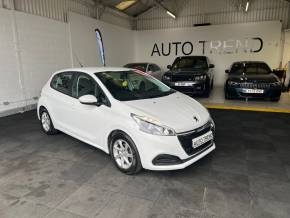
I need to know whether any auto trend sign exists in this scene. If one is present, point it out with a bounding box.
[151,37,263,57]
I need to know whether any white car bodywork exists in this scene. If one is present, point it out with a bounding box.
[37,67,215,171]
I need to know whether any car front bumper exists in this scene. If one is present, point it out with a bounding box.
[132,121,215,171]
[226,86,282,99]
[163,80,208,95]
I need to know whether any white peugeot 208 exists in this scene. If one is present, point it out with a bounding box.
[37,67,216,174]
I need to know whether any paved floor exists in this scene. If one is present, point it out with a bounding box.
[0,110,289,218]
[197,87,290,111]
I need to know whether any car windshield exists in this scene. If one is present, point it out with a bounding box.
[230,63,271,75]
[124,63,147,72]
[172,57,208,70]
[95,70,175,101]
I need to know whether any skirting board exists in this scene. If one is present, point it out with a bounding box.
[0,104,37,118]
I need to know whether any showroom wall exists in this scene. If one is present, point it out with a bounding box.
[282,30,290,86]
[0,8,71,116]
[69,12,134,68]
[0,8,286,116]
[134,21,282,85]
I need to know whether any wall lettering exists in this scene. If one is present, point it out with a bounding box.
[150,37,264,57]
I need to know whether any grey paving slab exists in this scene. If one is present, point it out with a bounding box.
[45,209,86,218]
[86,164,129,193]
[0,199,51,218]
[58,185,114,217]
[95,193,153,218]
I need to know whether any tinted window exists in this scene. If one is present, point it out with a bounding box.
[73,73,110,106]
[148,64,154,72]
[172,57,208,70]
[51,72,74,96]
[96,70,175,101]
[152,64,161,72]
[75,74,98,98]
[230,62,271,75]
[124,63,148,72]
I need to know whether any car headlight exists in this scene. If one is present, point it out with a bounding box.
[271,81,282,87]
[228,81,239,86]
[209,117,215,129]
[131,114,176,136]
[163,75,171,81]
[195,75,207,81]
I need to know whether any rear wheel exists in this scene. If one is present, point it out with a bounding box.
[40,108,58,135]
[110,132,142,175]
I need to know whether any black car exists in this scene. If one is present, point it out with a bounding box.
[224,61,282,101]
[162,56,214,97]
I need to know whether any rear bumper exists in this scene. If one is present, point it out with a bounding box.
[226,86,282,99]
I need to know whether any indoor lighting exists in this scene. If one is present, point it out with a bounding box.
[245,1,249,12]
[115,0,136,11]
[166,10,176,19]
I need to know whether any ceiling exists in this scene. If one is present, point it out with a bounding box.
[98,0,290,17]
[99,0,160,17]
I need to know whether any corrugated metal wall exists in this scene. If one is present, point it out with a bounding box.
[136,0,290,30]
[0,0,132,28]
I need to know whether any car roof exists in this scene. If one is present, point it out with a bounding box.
[176,56,207,58]
[55,67,132,76]
[232,61,267,64]
[124,62,158,66]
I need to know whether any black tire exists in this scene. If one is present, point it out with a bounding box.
[224,87,231,100]
[203,80,211,98]
[39,108,58,135]
[271,97,280,102]
[109,132,142,175]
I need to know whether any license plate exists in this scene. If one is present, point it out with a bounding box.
[175,82,194,86]
[243,89,264,94]
[192,131,213,149]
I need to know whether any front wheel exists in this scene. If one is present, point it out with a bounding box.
[110,132,142,175]
[40,108,58,135]
[271,97,280,102]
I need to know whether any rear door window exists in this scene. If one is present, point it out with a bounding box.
[51,72,75,96]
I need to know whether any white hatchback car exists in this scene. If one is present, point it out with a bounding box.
[38,67,216,174]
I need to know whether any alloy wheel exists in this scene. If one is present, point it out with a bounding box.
[112,139,134,170]
[41,112,51,132]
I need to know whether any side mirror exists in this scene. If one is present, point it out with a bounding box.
[209,64,215,68]
[79,95,99,106]
[167,65,172,69]
[225,70,230,74]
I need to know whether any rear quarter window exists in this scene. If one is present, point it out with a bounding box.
[50,72,74,96]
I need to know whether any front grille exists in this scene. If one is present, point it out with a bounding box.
[239,83,270,89]
[171,75,195,82]
[177,122,214,156]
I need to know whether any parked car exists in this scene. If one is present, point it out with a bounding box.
[225,61,282,101]
[162,56,215,97]
[124,62,163,80]
[38,67,216,174]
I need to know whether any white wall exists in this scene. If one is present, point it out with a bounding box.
[282,30,290,86]
[69,12,134,68]
[0,8,24,113]
[134,21,282,85]
[0,8,71,115]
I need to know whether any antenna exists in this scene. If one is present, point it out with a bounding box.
[73,52,84,67]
